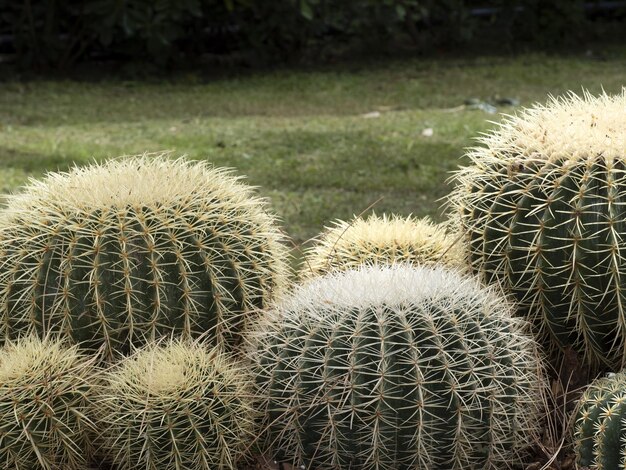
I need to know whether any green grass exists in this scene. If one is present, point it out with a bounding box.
[1,49,626,254]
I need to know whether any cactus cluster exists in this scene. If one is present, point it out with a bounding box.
[303,214,461,277]
[93,339,255,470]
[0,335,95,470]
[574,370,626,470]
[0,154,290,357]
[448,90,626,369]
[249,264,546,470]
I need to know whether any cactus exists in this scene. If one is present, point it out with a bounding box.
[249,264,546,470]
[0,154,290,357]
[0,335,96,470]
[93,339,255,470]
[573,370,626,470]
[302,213,462,277]
[447,90,626,369]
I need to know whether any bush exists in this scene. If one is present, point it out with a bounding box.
[0,0,622,69]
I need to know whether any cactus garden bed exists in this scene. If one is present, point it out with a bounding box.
[2,48,626,470]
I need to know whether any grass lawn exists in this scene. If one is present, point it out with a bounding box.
[1,48,626,262]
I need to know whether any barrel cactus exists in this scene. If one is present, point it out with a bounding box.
[249,264,547,470]
[573,369,626,470]
[302,213,462,277]
[93,339,255,470]
[0,154,290,357]
[448,90,626,369]
[0,335,96,470]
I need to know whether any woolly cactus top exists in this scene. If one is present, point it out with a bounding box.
[471,90,626,165]
[0,335,86,385]
[291,263,505,312]
[106,340,248,398]
[5,154,267,214]
[303,214,461,276]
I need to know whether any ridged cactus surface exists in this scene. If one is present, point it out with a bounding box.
[0,335,95,470]
[303,213,461,277]
[93,339,255,470]
[574,370,626,470]
[448,90,626,368]
[0,155,289,356]
[249,264,546,470]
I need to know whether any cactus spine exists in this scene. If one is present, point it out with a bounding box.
[302,214,462,278]
[0,335,96,470]
[93,339,255,470]
[0,154,290,356]
[448,90,626,369]
[574,370,626,470]
[249,264,546,470]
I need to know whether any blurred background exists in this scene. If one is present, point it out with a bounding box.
[0,0,625,249]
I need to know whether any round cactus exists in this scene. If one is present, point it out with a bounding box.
[0,335,96,470]
[93,339,255,470]
[573,370,626,470]
[0,154,290,357]
[249,264,546,470]
[302,213,462,277]
[448,90,626,369]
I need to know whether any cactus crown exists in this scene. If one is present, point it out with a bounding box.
[447,90,626,369]
[0,153,290,357]
[250,264,546,470]
[7,154,257,211]
[0,335,95,470]
[95,339,255,470]
[303,213,461,277]
[474,90,626,165]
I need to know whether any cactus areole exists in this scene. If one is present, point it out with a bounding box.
[251,265,545,470]
[449,90,626,368]
[0,155,289,356]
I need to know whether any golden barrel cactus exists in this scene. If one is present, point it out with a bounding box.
[448,90,626,368]
[0,154,290,357]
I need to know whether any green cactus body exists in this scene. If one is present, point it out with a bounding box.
[0,335,96,470]
[93,339,254,470]
[0,155,290,357]
[249,264,546,470]
[302,213,462,278]
[574,370,626,470]
[448,91,626,368]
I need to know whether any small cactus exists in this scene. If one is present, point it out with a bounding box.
[0,154,290,357]
[573,370,626,470]
[0,335,96,470]
[93,339,255,470]
[302,213,461,277]
[448,90,626,369]
[249,264,546,470]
